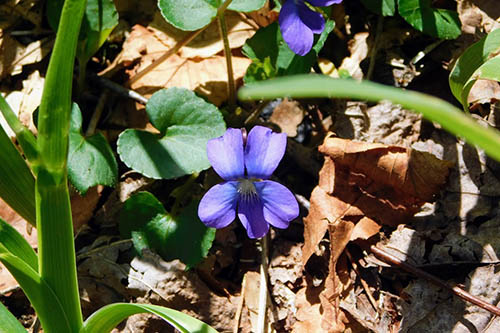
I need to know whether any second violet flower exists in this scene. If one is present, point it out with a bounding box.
[198,126,299,239]
[279,0,343,56]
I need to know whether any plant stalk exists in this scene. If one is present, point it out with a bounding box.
[217,11,236,109]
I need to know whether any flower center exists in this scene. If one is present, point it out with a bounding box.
[237,178,259,203]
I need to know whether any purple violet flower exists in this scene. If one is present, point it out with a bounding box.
[198,126,299,239]
[279,0,343,56]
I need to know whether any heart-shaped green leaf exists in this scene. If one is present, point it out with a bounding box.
[449,29,500,110]
[398,0,461,39]
[68,103,118,194]
[242,20,335,83]
[117,88,225,179]
[361,0,396,16]
[119,192,215,267]
[158,0,266,31]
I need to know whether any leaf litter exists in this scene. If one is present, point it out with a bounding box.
[3,1,500,332]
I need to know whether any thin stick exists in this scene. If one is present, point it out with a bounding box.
[125,29,203,87]
[90,75,148,105]
[126,0,235,88]
[345,248,379,315]
[85,90,109,136]
[233,274,247,333]
[217,12,236,109]
[257,234,269,333]
[370,245,500,317]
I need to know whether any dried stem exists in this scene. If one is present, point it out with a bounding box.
[257,234,269,332]
[370,245,500,317]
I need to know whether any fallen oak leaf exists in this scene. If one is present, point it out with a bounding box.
[301,135,453,331]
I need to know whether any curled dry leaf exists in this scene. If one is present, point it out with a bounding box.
[119,12,255,106]
[300,135,453,331]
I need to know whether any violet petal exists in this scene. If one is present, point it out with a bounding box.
[256,180,299,229]
[238,196,269,239]
[198,181,238,228]
[207,128,245,181]
[244,126,286,179]
[298,2,325,34]
[308,0,343,6]
[279,0,315,56]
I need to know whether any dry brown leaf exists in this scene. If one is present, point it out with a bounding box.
[269,99,304,137]
[339,32,369,80]
[0,198,37,294]
[301,136,452,332]
[71,186,102,232]
[319,136,453,202]
[245,1,279,28]
[458,0,500,34]
[468,79,500,106]
[122,24,252,106]
[150,11,256,59]
[0,35,52,78]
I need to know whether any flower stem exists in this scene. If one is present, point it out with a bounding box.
[217,12,236,110]
[257,234,269,333]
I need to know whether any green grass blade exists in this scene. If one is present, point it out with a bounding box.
[35,0,86,331]
[0,301,27,333]
[0,124,35,225]
[0,218,37,271]
[0,94,38,166]
[238,75,500,162]
[0,244,71,332]
[80,303,218,333]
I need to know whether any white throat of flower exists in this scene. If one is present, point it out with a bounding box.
[237,178,259,203]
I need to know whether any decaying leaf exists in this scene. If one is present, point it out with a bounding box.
[269,99,304,137]
[119,13,255,106]
[300,135,453,331]
[458,0,500,34]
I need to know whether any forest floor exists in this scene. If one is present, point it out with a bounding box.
[1,0,500,332]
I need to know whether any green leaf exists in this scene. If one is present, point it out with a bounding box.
[68,103,118,194]
[158,0,265,31]
[227,0,266,12]
[238,74,500,163]
[36,0,87,330]
[0,243,71,332]
[117,88,225,179]
[360,0,396,16]
[77,0,119,65]
[460,56,500,109]
[242,21,335,83]
[449,29,500,109]
[80,303,218,333]
[0,218,37,272]
[158,0,218,31]
[398,0,461,39]
[0,123,36,225]
[0,94,38,167]
[119,192,215,267]
[0,301,27,333]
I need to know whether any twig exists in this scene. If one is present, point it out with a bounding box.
[346,248,379,315]
[125,29,204,87]
[257,234,269,333]
[85,90,109,136]
[89,75,148,105]
[370,245,500,317]
[233,274,247,333]
[126,0,235,88]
